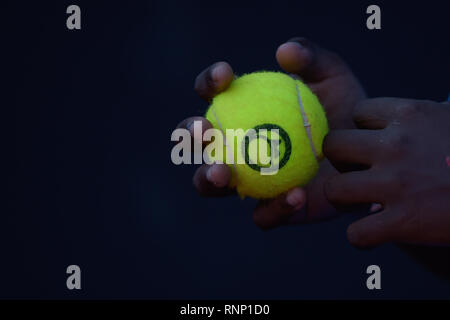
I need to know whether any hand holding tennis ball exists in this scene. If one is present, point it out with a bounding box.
[177,38,366,229]
[205,71,328,199]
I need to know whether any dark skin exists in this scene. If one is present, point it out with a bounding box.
[177,37,366,229]
[177,37,450,250]
[324,98,450,248]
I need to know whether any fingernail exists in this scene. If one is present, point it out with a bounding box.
[211,62,227,83]
[286,188,304,209]
[286,41,304,49]
[278,42,303,55]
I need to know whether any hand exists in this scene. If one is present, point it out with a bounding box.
[177,38,366,229]
[324,98,450,248]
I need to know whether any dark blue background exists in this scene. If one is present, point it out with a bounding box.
[4,0,450,298]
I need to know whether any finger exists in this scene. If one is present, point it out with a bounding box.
[176,116,212,146]
[323,129,382,166]
[194,62,234,102]
[324,171,387,206]
[193,163,235,197]
[276,37,349,83]
[253,188,306,230]
[347,211,397,248]
[353,97,420,129]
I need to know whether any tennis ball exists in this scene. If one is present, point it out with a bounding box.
[205,71,328,199]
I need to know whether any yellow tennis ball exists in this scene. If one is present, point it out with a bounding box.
[205,71,328,199]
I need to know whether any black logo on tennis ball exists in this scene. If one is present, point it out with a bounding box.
[244,123,291,172]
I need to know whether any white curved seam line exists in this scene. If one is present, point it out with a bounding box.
[296,84,319,161]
